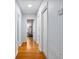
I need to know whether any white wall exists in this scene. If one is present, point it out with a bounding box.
[15,2,22,56]
[37,0,63,59]
[21,15,27,42]
[33,18,37,41]
[48,0,63,59]
[21,14,36,42]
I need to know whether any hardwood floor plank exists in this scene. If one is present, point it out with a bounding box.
[16,37,46,59]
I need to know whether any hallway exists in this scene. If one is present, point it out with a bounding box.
[15,0,63,59]
[16,37,46,59]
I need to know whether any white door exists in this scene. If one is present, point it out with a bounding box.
[42,8,48,57]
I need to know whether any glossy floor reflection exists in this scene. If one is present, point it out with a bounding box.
[16,37,46,59]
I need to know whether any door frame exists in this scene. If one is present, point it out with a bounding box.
[41,4,48,57]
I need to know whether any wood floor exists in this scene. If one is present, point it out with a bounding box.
[16,37,46,59]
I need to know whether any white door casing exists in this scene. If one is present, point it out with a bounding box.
[41,6,48,57]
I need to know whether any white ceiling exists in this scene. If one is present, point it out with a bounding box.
[16,0,43,15]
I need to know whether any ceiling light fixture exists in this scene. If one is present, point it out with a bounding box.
[28,4,32,8]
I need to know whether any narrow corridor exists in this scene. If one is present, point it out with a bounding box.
[15,0,63,59]
[16,37,46,59]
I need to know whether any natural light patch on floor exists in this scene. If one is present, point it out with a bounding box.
[16,37,46,59]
